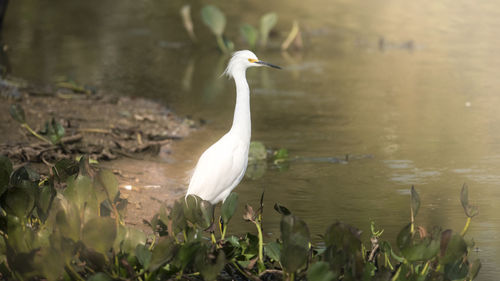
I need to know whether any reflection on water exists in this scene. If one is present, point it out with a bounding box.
[5,0,500,279]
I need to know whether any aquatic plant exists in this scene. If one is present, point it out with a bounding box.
[0,155,481,280]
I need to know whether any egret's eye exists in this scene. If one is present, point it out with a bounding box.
[248,58,257,63]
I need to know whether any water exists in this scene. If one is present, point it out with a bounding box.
[4,0,500,279]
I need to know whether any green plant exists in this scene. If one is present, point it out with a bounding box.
[0,155,481,280]
[201,5,233,53]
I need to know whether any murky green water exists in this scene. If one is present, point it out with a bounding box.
[5,0,500,279]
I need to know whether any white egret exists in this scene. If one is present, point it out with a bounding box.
[186,50,281,204]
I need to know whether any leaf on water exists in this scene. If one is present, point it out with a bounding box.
[410,186,420,218]
[240,24,258,49]
[221,192,238,224]
[307,261,335,281]
[9,103,26,124]
[201,5,226,37]
[199,199,214,229]
[1,187,35,218]
[248,141,267,161]
[260,13,278,47]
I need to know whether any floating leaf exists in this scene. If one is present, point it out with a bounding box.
[248,141,267,161]
[174,241,202,270]
[396,223,440,262]
[468,258,481,280]
[307,261,335,281]
[444,259,469,280]
[9,104,26,124]
[221,192,238,224]
[201,5,226,37]
[120,226,147,254]
[240,24,258,49]
[55,200,81,241]
[260,13,278,47]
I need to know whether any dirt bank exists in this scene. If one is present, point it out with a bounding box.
[0,76,196,232]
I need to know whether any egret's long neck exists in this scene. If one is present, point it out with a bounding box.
[229,70,251,142]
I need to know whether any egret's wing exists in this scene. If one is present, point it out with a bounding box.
[186,134,248,203]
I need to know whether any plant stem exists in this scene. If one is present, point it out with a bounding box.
[391,267,402,281]
[254,221,264,270]
[461,217,472,236]
[65,261,86,281]
[289,272,295,281]
[421,260,430,276]
[21,123,52,144]
[216,35,228,53]
[211,232,217,244]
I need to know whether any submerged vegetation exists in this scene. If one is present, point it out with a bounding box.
[0,155,481,280]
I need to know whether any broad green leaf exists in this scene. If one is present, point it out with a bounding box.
[135,244,152,269]
[64,175,96,211]
[240,24,258,49]
[53,158,79,182]
[2,188,34,218]
[260,13,278,47]
[199,199,214,229]
[396,223,440,262]
[55,200,81,241]
[97,170,118,201]
[280,215,310,272]
[149,237,178,271]
[264,241,281,261]
[444,259,469,280]
[82,217,116,254]
[174,241,202,269]
[195,248,226,281]
[440,232,467,264]
[120,226,147,254]
[0,155,12,196]
[35,184,56,222]
[9,104,26,124]
[307,261,335,281]
[460,184,478,217]
[221,192,238,224]
[201,5,226,36]
[468,258,481,280]
[171,200,187,234]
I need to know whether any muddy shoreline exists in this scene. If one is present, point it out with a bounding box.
[0,76,196,232]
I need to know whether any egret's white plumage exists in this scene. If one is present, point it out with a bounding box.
[186,50,280,204]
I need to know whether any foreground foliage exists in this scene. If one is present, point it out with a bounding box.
[0,155,480,280]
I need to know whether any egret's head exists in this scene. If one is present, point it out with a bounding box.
[223,50,281,78]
